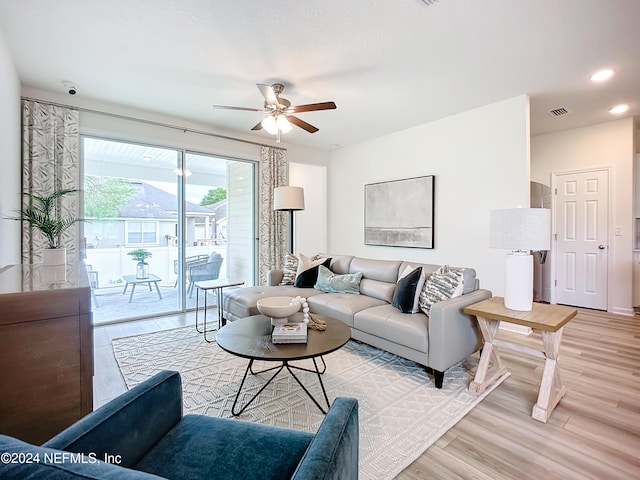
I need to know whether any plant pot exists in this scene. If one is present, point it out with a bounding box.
[136,261,149,279]
[43,264,67,284]
[42,248,66,266]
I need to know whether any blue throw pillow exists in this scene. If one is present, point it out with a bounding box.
[392,267,423,314]
[314,265,362,294]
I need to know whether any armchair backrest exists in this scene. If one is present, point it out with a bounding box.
[44,371,183,468]
[292,397,359,480]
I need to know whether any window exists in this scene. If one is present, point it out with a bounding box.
[126,221,158,245]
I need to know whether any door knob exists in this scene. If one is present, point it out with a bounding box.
[598,245,606,250]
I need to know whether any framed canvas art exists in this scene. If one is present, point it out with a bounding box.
[364,175,435,248]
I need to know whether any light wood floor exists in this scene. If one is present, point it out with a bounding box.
[94,308,640,479]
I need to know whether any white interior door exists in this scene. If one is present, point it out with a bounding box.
[554,169,609,309]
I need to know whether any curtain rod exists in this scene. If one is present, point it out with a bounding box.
[21,96,286,151]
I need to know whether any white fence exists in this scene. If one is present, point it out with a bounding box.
[85,245,227,287]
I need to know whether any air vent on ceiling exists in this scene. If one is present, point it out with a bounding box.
[420,0,439,5]
[547,107,571,117]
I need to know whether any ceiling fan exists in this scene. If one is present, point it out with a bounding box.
[212,83,336,142]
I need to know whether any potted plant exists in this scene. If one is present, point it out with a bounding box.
[7,188,82,265]
[128,248,152,279]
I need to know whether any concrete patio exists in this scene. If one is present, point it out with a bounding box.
[90,281,225,325]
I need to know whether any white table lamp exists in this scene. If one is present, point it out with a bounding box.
[274,186,305,253]
[490,208,551,311]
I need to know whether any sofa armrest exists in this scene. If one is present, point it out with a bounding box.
[427,289,492,372]
[43,370,183,469]
[267,268,284,286]
[292,397,359,480]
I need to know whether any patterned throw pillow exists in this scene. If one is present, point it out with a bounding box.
[314,265,363,294]
[294,257,332,288]
[279,253,298,285]
[418,265,464,316]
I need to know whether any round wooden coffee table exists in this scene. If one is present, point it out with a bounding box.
[216,312,351,415]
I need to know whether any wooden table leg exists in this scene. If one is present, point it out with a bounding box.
[532,327,567,423]
[469,315,508,395]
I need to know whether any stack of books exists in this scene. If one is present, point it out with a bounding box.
[272,322,308,344]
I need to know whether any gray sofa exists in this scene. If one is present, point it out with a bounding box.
[223,255,491,388]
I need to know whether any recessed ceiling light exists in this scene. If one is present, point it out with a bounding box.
[609,104,630,115]
[173,168,192,177]
[590,69,614,82]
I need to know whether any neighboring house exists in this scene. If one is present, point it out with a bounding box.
[84,181,220,249]
[195,199,227,244]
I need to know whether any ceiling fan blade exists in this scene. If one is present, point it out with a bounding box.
[212,105,263,112]
[287,115,319,133]
[257,84,279,106]
[250,121,263,131]
[290,101,337,113]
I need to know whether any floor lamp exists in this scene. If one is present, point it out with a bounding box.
[274,186,305,253]
[490,208,551,311]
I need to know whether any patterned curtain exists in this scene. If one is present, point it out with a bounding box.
[258,145,288,285]
[21,100,80,264]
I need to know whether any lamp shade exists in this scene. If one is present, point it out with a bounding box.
[261,115,278,134]
[490,208,551,251]
[276,114,292,133]
[274,186,305,211]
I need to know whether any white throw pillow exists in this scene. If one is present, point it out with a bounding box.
[296,253,327,276]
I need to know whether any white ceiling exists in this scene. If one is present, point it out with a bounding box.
[1,0,639,150]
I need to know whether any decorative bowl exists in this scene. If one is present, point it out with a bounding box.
[257,296,301,325]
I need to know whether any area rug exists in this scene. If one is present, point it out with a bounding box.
[112,326,509,480]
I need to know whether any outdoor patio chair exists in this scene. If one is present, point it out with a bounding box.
[187,252,223,298]
[173,254,209,287]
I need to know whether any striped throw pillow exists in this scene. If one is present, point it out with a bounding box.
[418,265,464,316]
[279,253,299,285]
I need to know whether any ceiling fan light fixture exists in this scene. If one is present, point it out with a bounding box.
[261,115,278,134]
[276,114,292,133]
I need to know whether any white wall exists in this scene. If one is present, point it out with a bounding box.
[327,95,531,296]
[290,162,327,255]
[531,118,635,315]
[0,28,21,267]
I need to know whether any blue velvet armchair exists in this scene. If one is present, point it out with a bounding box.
[0,370,359,479]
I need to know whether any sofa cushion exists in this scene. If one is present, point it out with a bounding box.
[392,267,423,314]
[327,255,355,274]
[295,257,332,288]
[349,257,401,283]
[307,293,387,327]
[0,434,165,480]
[419,265,464,316]
[354,305,429,353]
[224,286,324,320]
[136,414,314,480]
[315,265,362,294]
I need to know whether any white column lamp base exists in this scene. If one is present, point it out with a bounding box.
[504,252,533,311]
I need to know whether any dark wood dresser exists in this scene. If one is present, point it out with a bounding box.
[0,263,93,444]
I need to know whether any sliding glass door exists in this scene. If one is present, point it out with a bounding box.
[82,137,255,325]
